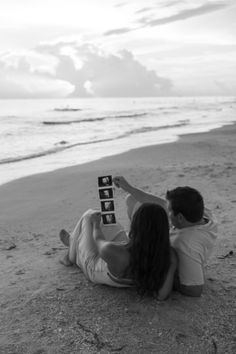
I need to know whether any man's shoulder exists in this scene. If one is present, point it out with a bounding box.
[174,227,199,242]
[172,227,206,256]
[172,222,218,262]
[171,234,192,260]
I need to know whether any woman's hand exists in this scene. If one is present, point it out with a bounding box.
[91,211,101,228]
[170,248,178,269]
[113,176,130,191]
[157,248,178,301]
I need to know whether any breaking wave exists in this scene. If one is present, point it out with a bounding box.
[42,112,147,125]
[0,120,189,165]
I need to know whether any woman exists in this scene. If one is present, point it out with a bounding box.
[59,203,177,300]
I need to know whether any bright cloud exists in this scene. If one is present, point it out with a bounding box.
[37,41,173,97]
[0,41,173,98]
[0,0,235,97]
[0,57,74,98]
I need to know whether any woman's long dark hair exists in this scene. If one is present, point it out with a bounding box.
[128,203,171,296]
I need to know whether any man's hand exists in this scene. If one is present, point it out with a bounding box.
[113,176,131,191]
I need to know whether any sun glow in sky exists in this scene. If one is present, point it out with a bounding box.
[0,0,235,98]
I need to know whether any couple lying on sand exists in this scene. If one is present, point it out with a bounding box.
[59,176,217,300]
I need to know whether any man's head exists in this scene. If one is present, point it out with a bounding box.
[166,186,204,228]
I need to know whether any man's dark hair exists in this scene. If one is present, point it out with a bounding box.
[166,186,204,223]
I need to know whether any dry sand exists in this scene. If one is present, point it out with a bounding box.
[0,123,236,354]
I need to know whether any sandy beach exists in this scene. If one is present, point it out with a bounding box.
[0,123,236,354]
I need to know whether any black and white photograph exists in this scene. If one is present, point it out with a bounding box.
[102,213,116,225]
[0,0,235,352]
[101,200,115,212]
[98,175,112,187]
[98,188,114,200]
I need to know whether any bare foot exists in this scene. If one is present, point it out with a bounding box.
[59,229,70,247]
[59,252,73,266]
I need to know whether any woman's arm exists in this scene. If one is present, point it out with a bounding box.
[113,176,167,210]
[91,212,109,256]
[91,212,120,265]
[157,249,178,301]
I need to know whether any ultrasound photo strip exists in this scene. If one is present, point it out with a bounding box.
[101,200,115,212]
[98,175,116,224]
[98,175,113,188]
[98,187,114,200]
[102,213,116,225]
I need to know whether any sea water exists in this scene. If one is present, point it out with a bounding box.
[0,96,235,186]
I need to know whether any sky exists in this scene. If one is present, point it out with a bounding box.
[0,0,235,98]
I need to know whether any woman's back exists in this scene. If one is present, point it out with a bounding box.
[103,203,177,298]
[60,203,177,299]
[99,241,130,278]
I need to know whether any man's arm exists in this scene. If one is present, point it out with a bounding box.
[113,176,167,210]
[173,250,204,297]
[174,273,203,297]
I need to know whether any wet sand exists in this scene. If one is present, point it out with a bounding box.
[0,123,235,353]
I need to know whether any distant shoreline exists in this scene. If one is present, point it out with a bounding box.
[1,96,235,186]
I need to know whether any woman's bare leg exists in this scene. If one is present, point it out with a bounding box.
[68,209,100,268]
[77,212,99,258]
[59,210,97,267]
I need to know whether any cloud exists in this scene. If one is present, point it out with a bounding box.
[36,41,173,97]
[104,2,229,36]
[114,2,127,8]
[0,40,173,98]
[135,7,152,15]
[214,79,226,90]
[139,2,228,27]
[166,0,182,7]
[104,27,133,36]
[0,56,74,98]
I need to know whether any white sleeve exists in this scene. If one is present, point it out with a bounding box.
[177,250,204,286]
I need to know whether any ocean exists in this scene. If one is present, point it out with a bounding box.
[0,96,235,186]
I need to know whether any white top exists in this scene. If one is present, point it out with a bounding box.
[170,209,218,286]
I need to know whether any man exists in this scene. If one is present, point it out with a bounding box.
[113,176,218,297]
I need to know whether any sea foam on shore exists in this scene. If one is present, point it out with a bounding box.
[0,96,235,185]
